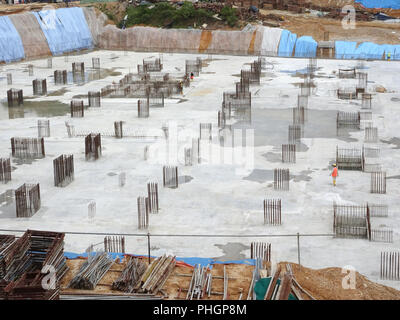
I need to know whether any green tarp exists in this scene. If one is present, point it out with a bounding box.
[254,277,297,300]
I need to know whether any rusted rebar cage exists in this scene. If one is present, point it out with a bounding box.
[114,121,124,138]
[338,68,356,79]
[184,148,192,166]
[368,203,388,217]
[104,236,125,253]
[333,203,370,239]
[137,196,149,229]
[361,93,372,109]
[274,168,289,191]
[263,199,282,225]
[297,95,308,109]
[337,89,357,100]
[70,100,84,118]
[163,166,178,189]
[236,77,250,95]
[362,145,380,158]
[380,252,400,280]
[15,183,41,218]
[337,111,360,128]
[288,124,303,143]
[282,144,296,163]
[356,87,365,98]
[37,120,50,138]
[147,182,159,214]
[143,58,163,72]
[7,89,23,107]
[365,127,378,143]
[0,158,11,183]
[234,104,252,123]
[47,57,52,69]
[200,123,212,140]
[371,229,393,243]
[218,110,226,128]
[307,58,317,74]
[300,83,310,96]
[7,73,12,85]
[357,72,368,89]
[101,84,131,98]
[28,64,33,76]
[11,137,45,159]
[32,79,47,96]
[250,242,271,267]
[371,171,386,194]
[72,62,85,74]
[185,59,202,76]
[360,111,372,121]
[54,70,67,85]
[88,91,101,107]
[147,92,164,108]
[336,146,363,170]
[85,133,102,161]
[92,57,100,69]
[53,154,74,187]
[240,69,260,86]
[292,107,305,125]
[138,99,149,118]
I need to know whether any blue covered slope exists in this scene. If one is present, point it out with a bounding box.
[0,16,25,63]
[33,7,93,55]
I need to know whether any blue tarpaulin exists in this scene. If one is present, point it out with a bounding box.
[335,41,358,59]
[294,36,317,58]
[64,252,255,268]
[354,42,386,59]
[33,7,93,55]
[0,16,25,63]
[278,29,297,57]
[355,0,400,9]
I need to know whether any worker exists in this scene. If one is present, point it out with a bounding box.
[387,52,391,61]
[178,81,183,94]
[190,72,194,80]
[331,163,338,187]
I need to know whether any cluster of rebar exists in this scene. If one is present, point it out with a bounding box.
[135,255,176,294]
[0,230,68,300]
[68,252,114,290]
[186,264,212,300]
[112,257,147,293]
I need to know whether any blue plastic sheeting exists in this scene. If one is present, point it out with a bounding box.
[64,252,255,269]
[294,36,317,58]
[278,29,297,57]
[355,0,400,9]
[0,16,25,63]
[354,42,386,59]
[33,7,93,55]
[335,41,358,59]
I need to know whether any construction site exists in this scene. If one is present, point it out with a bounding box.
[0,0,400,301]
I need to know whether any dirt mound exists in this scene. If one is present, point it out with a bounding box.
[280,262,400,300]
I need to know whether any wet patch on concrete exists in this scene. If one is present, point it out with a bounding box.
[12,157,39,166]
[391,97,400,102]
[387,175,400,180]
[243,169,274,183]
[232,108,357,148]
[381,137,400,149]
[292,170,313,182]
[47,87,70,97]
[1,100,70,119]
[213,242,249,261]
[107,172,117,177]
[178,175,193,184]
[0,190,15,219]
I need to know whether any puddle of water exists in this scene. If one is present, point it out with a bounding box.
[0,100,70,120]
[232,108,357,148]
[213,242,249,261]
[381,137,400,149]
[178,175,193,184]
